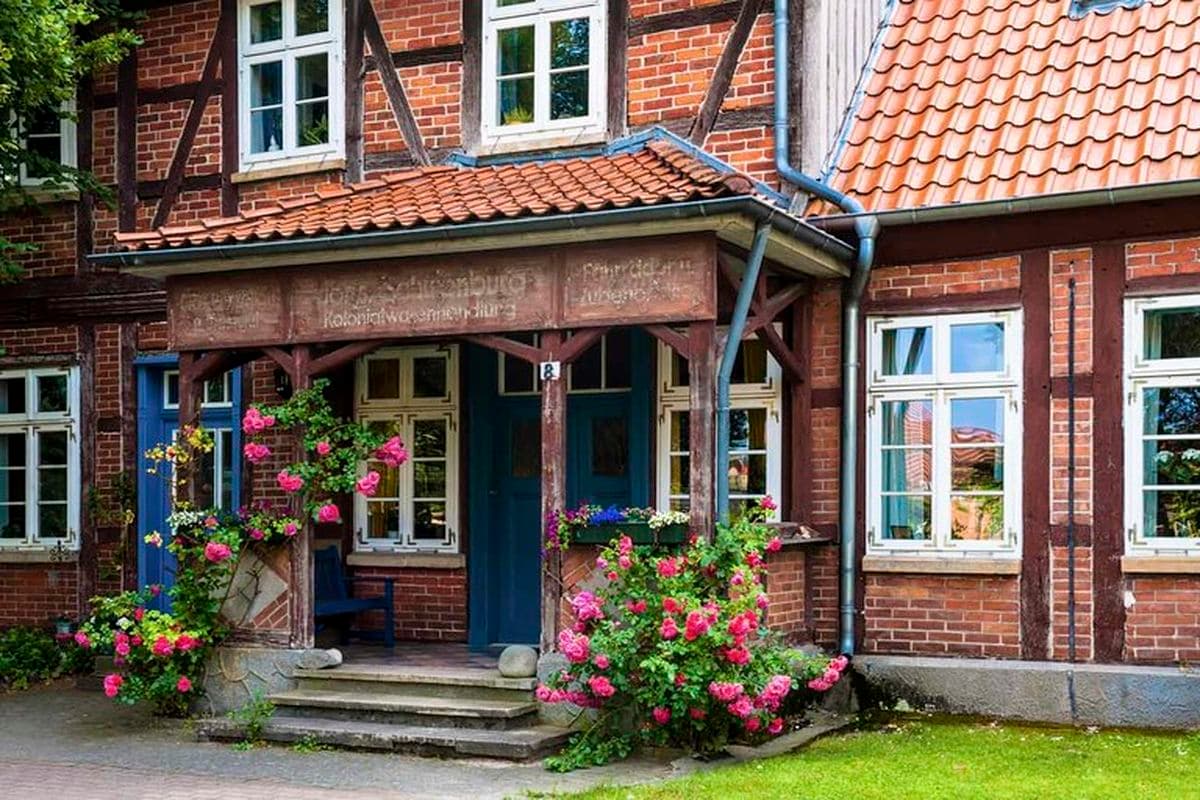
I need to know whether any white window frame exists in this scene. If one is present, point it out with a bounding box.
[16,101,77,187]
[162,370,234,410]
[0,367,80,549]
[654,334,783,516]
[865,311,1023,557]
[355,346,459,553]
[1124,293,1200,555]
[481,0,607,150]
[237,0,344,171]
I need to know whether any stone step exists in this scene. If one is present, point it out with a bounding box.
[294,665,536,702]
[196,715,572,761]
[268,689,539,730]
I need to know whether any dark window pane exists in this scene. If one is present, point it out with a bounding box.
[1146,441,1200,486]
[503,353,534,393]
[499,77,534,125]
[38,431,67,466]
[570,338,602,390]
[0,467,25,503]
[0,505,24,539]
[295,0,328,35]
[951,496,1004,541]
[38,467,67,502]
[412,419,446,458]
[605,330,631,388]
[220,430,234,510]
[728,453,766,494]
[551,71,588,120]
[251,108,284,153]
[0,433,26,468]
[951,397,1004,442]
[413,501,446,540]
[498,25,534,75]
[1146,308,1200,360]
[204,375,228,405]
[881,495,931,540]
[25,137,61,177]
[951,322,1005,373]
[881,327,932,376]
[511,419,540,478]
[250,61,283,107]
[591,417,627,476]
[883,448,930,493]
[669,411,689,452]
[414,462,446,498]
[367,501,400,539]
[669,455,689,495]
[551,18,589,68]
[671,351,690,387]
[413,356,448,399]
[1145,489,1200,538]
[367,359,400,399]
[1144,387,1200,436]
[165,373,180,407]
[250,1,282,42]
[38,504,67,539]
[728,408,765,450]
[731,339,768,384]
[296,53,328,99]
[196,444,216,508]
[0,377,26,415]
[28,106,61,135]
[297,101,329,146]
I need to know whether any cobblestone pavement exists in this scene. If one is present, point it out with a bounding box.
[0,685,680,799]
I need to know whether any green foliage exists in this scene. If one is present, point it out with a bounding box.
[0,626,93,689]
[0,0,138,280]
[291,733,332,753]
[228,692,275,745]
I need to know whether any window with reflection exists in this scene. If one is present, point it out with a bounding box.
[867,312,1021,554]
[1126,296,1200,552]
[239,0,342,168]
[0,368,79,548]
[355,346,458,552]
[483,0,606,146]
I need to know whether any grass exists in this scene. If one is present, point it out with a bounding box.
[561,716,1200,800]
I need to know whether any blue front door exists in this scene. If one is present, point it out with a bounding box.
[136,361,242,609]
[468,332,651,648]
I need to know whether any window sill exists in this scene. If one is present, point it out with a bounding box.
[232,156,347,185]
[8,187,81,204]
[346,551,464,570]
[0,548,79,564]
[474,129,608,157]
[863,554,1021,576]
[1121,556,1200,575]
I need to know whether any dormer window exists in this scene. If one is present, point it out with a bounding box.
[481,0,606,151]
[238,0,343,170]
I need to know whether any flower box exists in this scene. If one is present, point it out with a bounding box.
[572,521,689,546]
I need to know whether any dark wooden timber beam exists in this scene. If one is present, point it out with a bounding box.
[744,283,808,336]
[290,345,315,650]
[344,0,366,184]
[309,340,383,376]
[688,321,717,537]
[116,52,138,232]
[689,0,759,145]
[261,346,297,379]
[1020,248,1051,660]
[539,331,567,652]
[152,13,227,229]
[219,0,239,216]
[756,323,804,383]
[462,334,543,364]
[644,324,691,359]
[629,0,764,38]
[556,328,609,365]
[75,75,94,274]
[362,0,431,166]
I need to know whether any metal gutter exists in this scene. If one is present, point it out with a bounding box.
[716,222,770,524]
[90,195,854,273]
[774,0,880,657]
[813,178,1200,231]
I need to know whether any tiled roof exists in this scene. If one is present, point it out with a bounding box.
[116,140,761,251]
[822,0,1200,212]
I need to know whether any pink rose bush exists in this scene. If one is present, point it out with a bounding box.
[539,497,847,771]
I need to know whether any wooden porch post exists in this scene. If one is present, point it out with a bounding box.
[176,352,203,504]
[688,321,717,538]
[290,345,315,649]
[539,331,566,653]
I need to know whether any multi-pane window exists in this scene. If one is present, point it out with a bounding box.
[18,103,76,186]
[0,368,79,548]
[1125,295,1200,554]
[498,330,631,395]
[482,0,606,146]
[163,370,233,409]
[866,312,1022,554]
[238,0,342,168]
[655,336,782,518]
[355,346,458,553]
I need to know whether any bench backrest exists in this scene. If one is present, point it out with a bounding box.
[314,546,348,604]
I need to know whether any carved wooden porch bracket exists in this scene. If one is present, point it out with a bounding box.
[716,252,808,382]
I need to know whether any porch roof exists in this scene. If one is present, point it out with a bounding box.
[96,132,853,279]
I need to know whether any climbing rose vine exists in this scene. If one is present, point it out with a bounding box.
[540,498,848,770]
[79,381,406,715]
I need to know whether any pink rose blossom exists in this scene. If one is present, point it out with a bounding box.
[315,440,332,456]
[151,635,174,658]
[730,569,746,586]
[134,607,144,622]
[674,672,687,687]
[662,597,682,614]
[768,717,784,735]
[375,436,409,469]
[263,415,275,428]
[831,655,850,672]
[746,551,763,568]
[73,631,90,648]
[595,556,608,569]
[149,585,161,598]
[276,470,304,493]
[131,635,142,646]
[588,675,616,698]
[103,673,123,698]
[535,684,554,702]
[689,707,707,720]
[656,556,681,578]
[651,707,671,725]
[243,442,271,463]
[204,515,219,529]
[594,654,610,670]
[625,599,647,614]
[759,495,777,511]
[606,571,619,582]
[316,503,341,524]
[569,591,604,624]
[756,594,770,610]
[684,611,710,641]
[557,630,591,664]
[744,716,762,733]
[728,614,752,639]
[725,646,751,665]
[766,536,783,553]
[807,678,832,692]
[708,682,744,703]
[727,696,754,718]
[618,555,632,570]
[176,634,199,652]
[176,676,193,693]
[660,617,679,640]
[114,639,130,657]
[617,535,633,555]
[248,528,265,541]
[204,541,232,563]
[284,522,298,537]
[241,408,268,434]
[356,471,381,497]
[823,668,841,684]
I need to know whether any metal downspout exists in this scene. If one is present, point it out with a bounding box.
[773,0,879,655]
[717,222,771,523]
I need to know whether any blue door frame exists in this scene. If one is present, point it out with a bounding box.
[467,333,652,649]
[136,356,242,610]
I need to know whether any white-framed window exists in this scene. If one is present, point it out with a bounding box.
[1124,294,1200,555]
[171,427,236,512]
[238,0,343,169]
[654,335,782,518]
[162,370,234,409]
[355,346,459,553]
[481,0,607,149]
[16,102,76,186]
[497,330,631,395]
[0,367,80,548]
[866,311,1022,556]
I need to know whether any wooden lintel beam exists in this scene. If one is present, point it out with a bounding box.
[152,13,227,229]
[554,328,608,365]
[755,324,804,383]
[362,0,431,166]
[644,324,691,359]
[309,340,383,376]
[261,346,296,377]
[463,334,542,364]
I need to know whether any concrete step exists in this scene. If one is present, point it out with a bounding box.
[196,715,572,761]
[268,688,539,730]
[294,664,536,702]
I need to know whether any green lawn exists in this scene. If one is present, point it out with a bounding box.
[562,717,1200,800]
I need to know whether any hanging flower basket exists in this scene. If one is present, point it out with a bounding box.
[546,505,691,551]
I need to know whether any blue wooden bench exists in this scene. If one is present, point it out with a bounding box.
[314,546,395,647]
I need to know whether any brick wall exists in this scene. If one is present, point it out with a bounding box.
[353,566,469,642]
[1124,577,1200,663]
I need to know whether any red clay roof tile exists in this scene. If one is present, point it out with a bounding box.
[822,0,1200,212]
[115,140,762,251]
